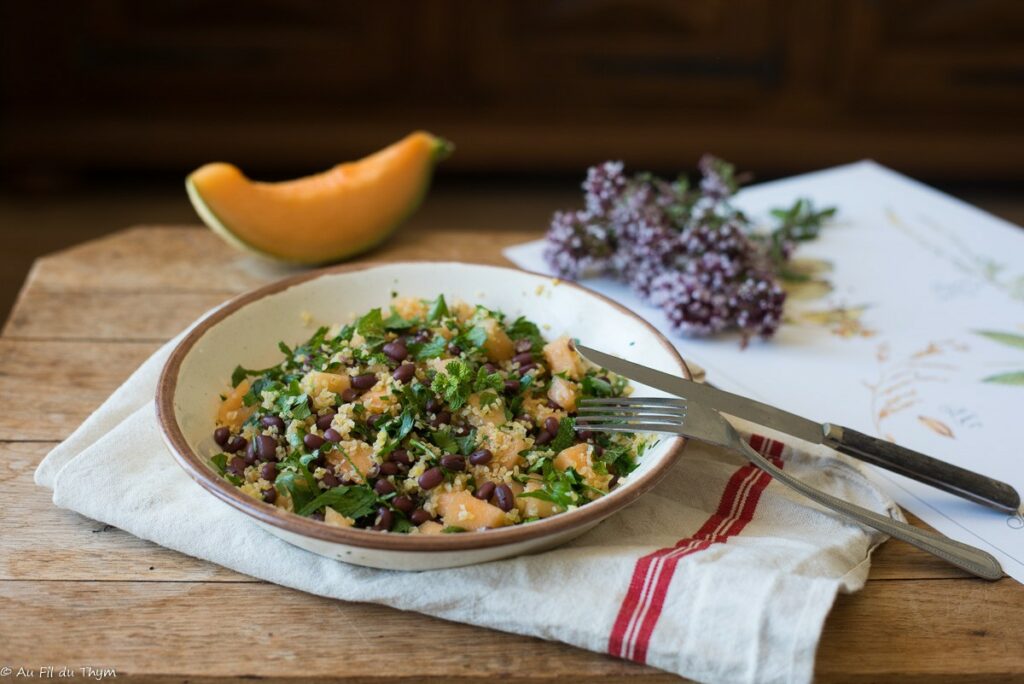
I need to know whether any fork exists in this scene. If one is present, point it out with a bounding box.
[577,397,1004,581]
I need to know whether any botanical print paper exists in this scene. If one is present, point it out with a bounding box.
[504,161,1024,583]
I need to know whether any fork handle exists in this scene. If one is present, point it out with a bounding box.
[823,424,1021,514]
[739,440,1004,581]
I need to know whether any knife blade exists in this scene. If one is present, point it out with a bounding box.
[576,344,824,443]
[576,344,1021,513]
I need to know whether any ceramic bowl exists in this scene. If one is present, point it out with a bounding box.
[157,262,689,570]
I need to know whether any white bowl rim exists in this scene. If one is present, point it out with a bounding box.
[156,261,689,553]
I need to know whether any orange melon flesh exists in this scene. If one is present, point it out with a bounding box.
[186,131,451,264]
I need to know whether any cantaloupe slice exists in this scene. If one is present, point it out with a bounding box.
[186,131,452,264]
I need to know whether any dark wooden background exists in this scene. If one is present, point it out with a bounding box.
[3,0,1024,184]
[1,0,1023,319]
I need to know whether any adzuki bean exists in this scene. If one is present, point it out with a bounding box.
[494,484,514,512]
[418,467,443,490]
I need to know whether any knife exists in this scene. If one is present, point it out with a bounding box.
[576,344,1021,514]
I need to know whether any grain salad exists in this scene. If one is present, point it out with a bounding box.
[210,295,652,534]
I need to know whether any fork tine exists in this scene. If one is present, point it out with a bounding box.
[576,404,685,414]
[577,422,684,435]
[579,397,687,406]
[576,414,682,425]
[576,413,685,423]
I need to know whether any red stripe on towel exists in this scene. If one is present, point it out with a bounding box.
[608,434,785,663]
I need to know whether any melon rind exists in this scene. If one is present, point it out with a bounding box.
[185,135,453,265]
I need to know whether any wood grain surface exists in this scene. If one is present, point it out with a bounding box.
[2,224,1021,682]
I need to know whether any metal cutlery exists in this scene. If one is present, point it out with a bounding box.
[577,396,1004,580]
[575,344,1020,514]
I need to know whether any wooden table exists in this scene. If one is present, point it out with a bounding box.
[2,225,1022,682]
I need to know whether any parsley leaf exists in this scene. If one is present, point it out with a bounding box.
[391,513,414,533]
[383,310,415,330]
[456,325,488,350]
[517,466,581,509]
[411,335,448,360]
[431,428,459,454]
[581,375,613,398]
[231,363,281,389]
[356,308,385,342]
[210,453,228,474]
[427,295,449,322]
[275,467,319,512]
[506,316,545,352]
[430,362,504,411]
[297,484,377,518]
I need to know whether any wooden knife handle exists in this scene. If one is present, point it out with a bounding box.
[823,424,1021,513]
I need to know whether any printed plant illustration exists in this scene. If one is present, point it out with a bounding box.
[781,258,876,339]
[864,340,966,441]
[974,330,1024,386]
[886,208,1024,303]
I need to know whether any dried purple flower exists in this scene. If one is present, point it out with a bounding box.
[543,157,833,342]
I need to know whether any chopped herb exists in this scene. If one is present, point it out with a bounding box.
[411,335,448,360]
[297,484,377,518]
[383,310,414,330]
[507,316,545,352]
[548,417,576,451]
[581,375,613,398]
[427,295,449,322]
[357,308,385,338]
[210,453,228,474]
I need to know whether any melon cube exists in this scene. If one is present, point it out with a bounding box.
[437,490,509,530]
[300,370,351,397]
[543,336,584,380]
[391,296,428,321]
[512,479,562,519]
[547,376,579,412]
[218,379,253,431]
[554,443,611,492]
[467,392,506,427]
[479,317,514,362]
[325,440,376,482]
[324,507,354,527]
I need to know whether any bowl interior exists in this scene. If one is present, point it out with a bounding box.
[165,262,688,549]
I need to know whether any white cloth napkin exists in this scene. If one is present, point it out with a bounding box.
[36,323,902,684]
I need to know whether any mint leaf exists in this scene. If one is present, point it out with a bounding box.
[548,417,576,451]
[431,360,474,410]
